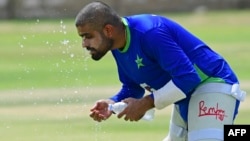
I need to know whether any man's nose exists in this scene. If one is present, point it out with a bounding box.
[82,39,89,48]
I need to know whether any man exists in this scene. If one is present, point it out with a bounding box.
[75,1,246,141]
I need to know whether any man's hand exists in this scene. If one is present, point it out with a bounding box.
[89,99,114,122]
[118,95,155,121]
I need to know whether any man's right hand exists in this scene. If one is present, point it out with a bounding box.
[89,99,114,122]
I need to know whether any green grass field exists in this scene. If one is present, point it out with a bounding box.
[0,10,250,141]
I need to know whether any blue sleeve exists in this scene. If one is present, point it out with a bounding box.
[109,64,145,102]
[142,24,201,95]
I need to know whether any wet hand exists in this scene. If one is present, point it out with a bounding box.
[117,98,145,122]
[89,100,113,122]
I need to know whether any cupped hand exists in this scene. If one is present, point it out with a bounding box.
[89,99,113,122]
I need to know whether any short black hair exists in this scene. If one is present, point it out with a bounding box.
[75,1,121,30]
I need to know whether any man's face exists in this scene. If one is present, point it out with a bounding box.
[76,24,113,60]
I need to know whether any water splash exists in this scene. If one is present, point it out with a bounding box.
[18,42,24,48]
[94,123,102,141]
[14,19,96,136]
[60,20,67,34]
[70,53,74,58]
[61,39,69,45]
[22,35,27,40]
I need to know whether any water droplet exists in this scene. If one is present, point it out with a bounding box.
[61,25,66,29]
[61,59,66,63]
[65,115,68,119]
[61,39,69,45]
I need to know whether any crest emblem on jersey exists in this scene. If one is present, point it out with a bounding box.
[135,54,144,69]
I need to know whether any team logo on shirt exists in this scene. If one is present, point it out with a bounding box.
[135,54,144,69]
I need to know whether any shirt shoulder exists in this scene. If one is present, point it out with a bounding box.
[123,14,172,32]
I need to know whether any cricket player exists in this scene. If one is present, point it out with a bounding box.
[75,1,246,141]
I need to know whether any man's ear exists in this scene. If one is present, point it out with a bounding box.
[103,24,114,38]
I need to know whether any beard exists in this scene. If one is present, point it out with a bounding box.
[91,35,114,61]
